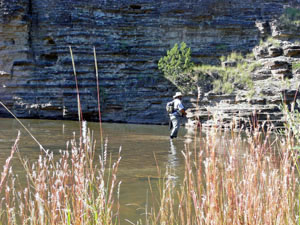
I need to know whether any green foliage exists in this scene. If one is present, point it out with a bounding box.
[259,37,281,47]
[284,7,300,20]
[221,81,234,94]
[248,61,262,72]
[267,37,281,47]
[159,45,259,95]
[292,62,300,71]
[158,42,194,92]
[223,52,244,63]
[246,52,255,60]
[281,99,300,140]
[280,99,300,175]
[194,52,257,95]
[279,7,300,28]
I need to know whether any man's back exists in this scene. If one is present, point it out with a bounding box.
[172,98,184,116]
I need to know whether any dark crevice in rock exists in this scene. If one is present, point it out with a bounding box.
[5,39,15,45]
[130,4,142,10]
[40,53,58,63]
[13,60,34,66]
[45,37,55,45]
[27,0,36,64]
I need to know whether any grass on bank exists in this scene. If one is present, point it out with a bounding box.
[292,62,300,72]
[259,37,281,48]
[158,42,263,96]
[194,52,260,95]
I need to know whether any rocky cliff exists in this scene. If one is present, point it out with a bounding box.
[186,29,300,130]
[0,0,299,124]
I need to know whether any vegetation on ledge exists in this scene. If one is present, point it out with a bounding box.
[194,52,260,95]
[279,7,300,29]
[158,43,261,96]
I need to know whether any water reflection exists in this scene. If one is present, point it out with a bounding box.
[168,139,178,174]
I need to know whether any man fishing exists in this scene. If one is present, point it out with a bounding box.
[168,92,186,139]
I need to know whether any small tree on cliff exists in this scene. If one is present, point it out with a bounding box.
[158,42,195,92]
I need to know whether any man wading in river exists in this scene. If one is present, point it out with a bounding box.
[168,92,186,139]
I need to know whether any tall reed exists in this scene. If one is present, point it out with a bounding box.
[69,46,84,137]
[93,47,104,149]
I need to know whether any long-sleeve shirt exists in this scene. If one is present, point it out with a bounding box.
[171,98,184,117]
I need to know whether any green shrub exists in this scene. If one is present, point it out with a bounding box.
[280,99,300,174]
[267,37,281,47]
[292,62,300,71]
[222,52,244,63]
[283,7,300,21]
[159,46,258,95]
[279,7,300,28]
[194,52,257,95]
[158,42,193,78]
[246,52,255,60]
[248,61,262,72]
[158,42,194,92]
[259,37,281,47]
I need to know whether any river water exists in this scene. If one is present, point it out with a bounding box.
[0,118,190,224]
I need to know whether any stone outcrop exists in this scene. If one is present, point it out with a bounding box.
[0,0,299,124]
[186,39,300,129]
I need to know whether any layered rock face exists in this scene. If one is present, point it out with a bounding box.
[186,37,300,130]
[0,0,297,124]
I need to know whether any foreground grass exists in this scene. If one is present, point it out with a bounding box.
[145,124,299,225]
[0,125,121,225]
[0,121,299,224]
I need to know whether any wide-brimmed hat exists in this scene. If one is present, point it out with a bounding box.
[173,92,183,99]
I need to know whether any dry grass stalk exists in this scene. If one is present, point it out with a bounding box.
[69,46,84,136]
[0,132,19,193]
[0,132,19,224]
[0,101,47,155]
[93,47,104,149]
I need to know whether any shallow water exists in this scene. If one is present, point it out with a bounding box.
[0,118,190,224]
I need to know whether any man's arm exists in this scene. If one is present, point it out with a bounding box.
[179,109,187,116]
[177,101,186,116]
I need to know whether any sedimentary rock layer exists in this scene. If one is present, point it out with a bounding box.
[0,0,297,124]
